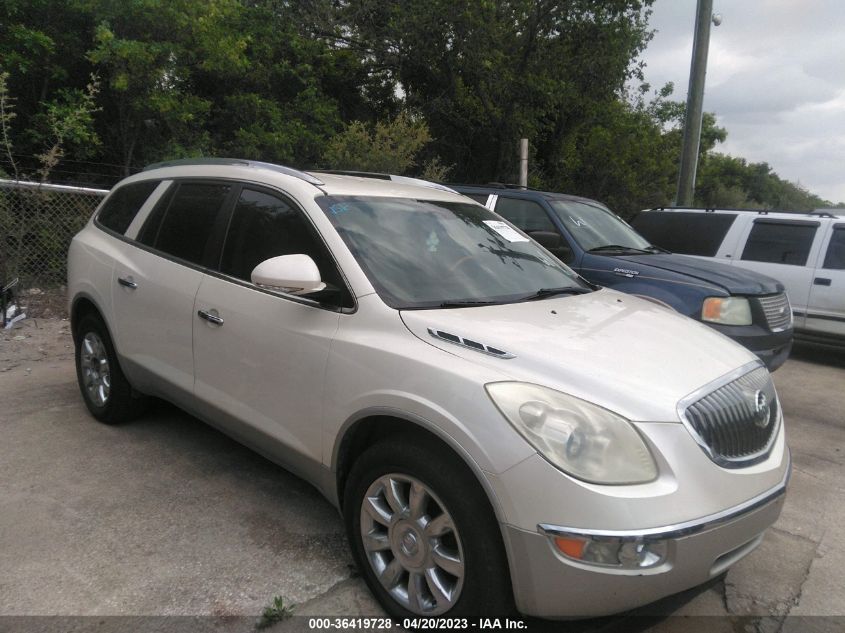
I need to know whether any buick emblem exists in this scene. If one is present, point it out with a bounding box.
[753,390,771,428]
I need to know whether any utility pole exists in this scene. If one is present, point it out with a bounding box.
[518,138,528,188]
[675,0,720,206]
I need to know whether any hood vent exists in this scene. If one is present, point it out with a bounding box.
[427,328,515,359]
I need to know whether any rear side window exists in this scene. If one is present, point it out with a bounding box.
[142,182,232,266]
[741,221,817,266]
[632,212,737,256]
[97,180,160,234]
[494,197,556,233]
[823,227,845,270]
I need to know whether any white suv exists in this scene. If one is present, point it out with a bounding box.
[68,159,790,619]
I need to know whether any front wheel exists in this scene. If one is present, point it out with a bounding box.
[344,436,513,619]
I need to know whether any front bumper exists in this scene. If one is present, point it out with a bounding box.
[706,322,793,372]
[503,458,789,618]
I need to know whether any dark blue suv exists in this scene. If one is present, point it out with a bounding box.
[452,185,793,371]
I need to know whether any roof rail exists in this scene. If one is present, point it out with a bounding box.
[142,158,325,186]
[806,211,837,218]
[309,169,391,180]
[310,169,458,193]
[648,205,777,214]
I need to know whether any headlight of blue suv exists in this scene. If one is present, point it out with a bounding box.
[702,296,752,326]
[485,382,658,484]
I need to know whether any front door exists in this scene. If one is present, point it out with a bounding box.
[192,186,351,476]
[806,223,845,337]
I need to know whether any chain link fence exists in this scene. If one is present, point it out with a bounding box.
[1,179,108,318]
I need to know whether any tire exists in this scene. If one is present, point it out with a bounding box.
[344,435,513,620]
[74,313,146,424]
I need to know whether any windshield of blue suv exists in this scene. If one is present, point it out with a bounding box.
[317,196,588,309]
[550,200,654,253]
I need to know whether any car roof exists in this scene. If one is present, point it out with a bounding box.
[641,207,845,221]
[449,183,604,206]
[129,159,468,203]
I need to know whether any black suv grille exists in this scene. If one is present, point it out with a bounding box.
[681,366,780,467]
[757,293,792,331]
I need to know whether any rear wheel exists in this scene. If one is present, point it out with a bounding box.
[344,436,513,619]
[74,313,146,424]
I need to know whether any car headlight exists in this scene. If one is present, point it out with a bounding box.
[702,296,752,325]
[485,382,657,484]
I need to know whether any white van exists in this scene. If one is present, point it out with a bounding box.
[632,208,844,345]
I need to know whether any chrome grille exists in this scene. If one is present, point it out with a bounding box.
[757,293,792,331]
[679,365,780,467]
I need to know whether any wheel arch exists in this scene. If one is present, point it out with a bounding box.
[70,293,107,341]
[332,409,507,527]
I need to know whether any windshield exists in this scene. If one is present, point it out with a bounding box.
[317,196,586,309]
[549,200,652,252]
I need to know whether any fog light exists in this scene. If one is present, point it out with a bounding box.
[551,534,668,569]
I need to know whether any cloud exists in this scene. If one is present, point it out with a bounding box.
[639,0,845,203]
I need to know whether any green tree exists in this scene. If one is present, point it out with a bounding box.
[85,0,249,173]
[310,0,655,184]
[323,111,434,174]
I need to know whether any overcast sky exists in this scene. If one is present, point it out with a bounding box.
[638,0,845,205]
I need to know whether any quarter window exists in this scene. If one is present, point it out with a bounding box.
[97,180,160,234]
[219,188,352,308]
[823,228,845,270]
[142,182,232,266]
[741,221,817,266]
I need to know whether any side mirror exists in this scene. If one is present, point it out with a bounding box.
[251,254,326,295]
[528,230,562,250]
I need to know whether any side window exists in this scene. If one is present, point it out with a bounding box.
[823,227,845,270]
[494,197,556,233]
[140,182,232,266]
[97,180,160,234]
[741,221,817,266]
[631,212,737,256]
[219,188,353,308]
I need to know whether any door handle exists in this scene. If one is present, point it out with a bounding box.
[117,276,138,289]
[197,309,224,325]
[814,277,832,286]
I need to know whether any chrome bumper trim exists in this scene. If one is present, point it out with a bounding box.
[539,449,790,542]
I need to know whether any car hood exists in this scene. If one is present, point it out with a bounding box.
[400,289,757,423]
[613,253,783,295]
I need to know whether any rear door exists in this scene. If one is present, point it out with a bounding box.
[111,180,235,400]
[805,222,845,337]
[192,185,352,477]
[730,218,822,328]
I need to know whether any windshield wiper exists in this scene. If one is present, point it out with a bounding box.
[518,286,593,302]
[644,244,670,254]
[588,244,652,254]
[438,299,503,308]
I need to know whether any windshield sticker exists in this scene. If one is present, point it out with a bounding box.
[483,220,529,242]
[569,215,588,228]
[426,231,440,252]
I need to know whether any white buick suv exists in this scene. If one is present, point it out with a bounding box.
[68,159,790,619]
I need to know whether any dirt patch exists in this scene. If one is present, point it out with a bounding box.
[1,316,73,374]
